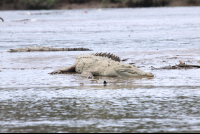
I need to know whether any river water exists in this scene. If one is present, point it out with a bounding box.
[0,7,200,132]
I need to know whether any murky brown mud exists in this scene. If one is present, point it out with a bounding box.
[0,7,200,132]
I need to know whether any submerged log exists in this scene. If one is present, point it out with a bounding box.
[177,60,200,68]
[178,64,200,68]
[151,60,200,70]
[7,46,92,52]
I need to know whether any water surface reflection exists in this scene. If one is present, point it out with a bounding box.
[1,87,200,133]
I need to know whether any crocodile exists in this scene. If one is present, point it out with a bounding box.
[49,52,154,78]
[7,46,92,52]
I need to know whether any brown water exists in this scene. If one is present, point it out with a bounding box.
[0,7,200,133]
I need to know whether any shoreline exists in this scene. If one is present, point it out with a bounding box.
[0,0,200,10]
[54,0,200,10]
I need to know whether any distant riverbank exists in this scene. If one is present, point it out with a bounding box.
[54,0,200,9]
[0,0,200,10]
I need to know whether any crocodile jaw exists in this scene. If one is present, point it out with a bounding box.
[115,66,154,77]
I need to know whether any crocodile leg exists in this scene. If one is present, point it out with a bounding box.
[49,65,76,74]
[81,70,94,79]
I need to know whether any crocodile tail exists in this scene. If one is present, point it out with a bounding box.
[64,48,92,51]
[94,52,121,62]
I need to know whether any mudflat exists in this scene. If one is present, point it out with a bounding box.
[1,7,200,133]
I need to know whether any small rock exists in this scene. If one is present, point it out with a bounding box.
[103,81,107,86]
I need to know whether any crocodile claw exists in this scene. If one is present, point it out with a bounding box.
[48,70,61,75]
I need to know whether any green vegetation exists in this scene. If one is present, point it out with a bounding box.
[0,0,200,10]
[18,0,58,9]
[101,0,170,8]
[0,0,58,9]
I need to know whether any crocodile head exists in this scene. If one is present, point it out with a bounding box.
[114,64,154,77]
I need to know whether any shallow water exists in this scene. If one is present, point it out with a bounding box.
[0,7,200,133]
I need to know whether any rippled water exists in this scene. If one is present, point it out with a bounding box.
[0,7,200,132]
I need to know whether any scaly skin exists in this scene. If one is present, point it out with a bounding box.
[7,46,92,52]
[49,53,154,78]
